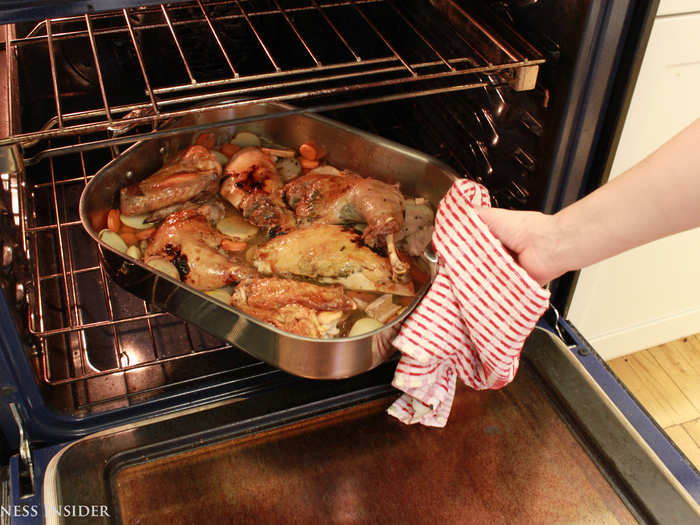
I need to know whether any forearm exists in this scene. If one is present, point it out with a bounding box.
[552,117,700,275]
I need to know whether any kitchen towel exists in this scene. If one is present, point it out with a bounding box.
[388,179,551,427]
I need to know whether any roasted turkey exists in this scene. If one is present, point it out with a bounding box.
[284,171,408,276]
[251,223,414,296]
[120,145,222,216]
[284,171,405,246]
[220,147,296,234]
[145,209,258,290]
[231,278,356,337]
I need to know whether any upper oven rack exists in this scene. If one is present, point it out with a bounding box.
[2,0,543,162]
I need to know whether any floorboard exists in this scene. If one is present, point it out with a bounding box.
[608,334,700,471]
[608,348,700,428]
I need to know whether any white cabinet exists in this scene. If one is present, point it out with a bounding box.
[566,12,700,360]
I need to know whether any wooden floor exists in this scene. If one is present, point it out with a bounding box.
[608,333,700,468]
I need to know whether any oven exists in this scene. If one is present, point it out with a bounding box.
[1,0,699,523]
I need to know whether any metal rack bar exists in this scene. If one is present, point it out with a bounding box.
[151,57,475,103]
[29,309,170,338]
[48,343,235,387]
[33,174,94,189]
[123,56,414,96]
[44,20,64,129]
[311,0,361,62]
[84,14,114,124]
[197,0,239,77]
[47,154,88,378]
[4,26,14,136]
[350,0,415,76]
[39,265,100,282]
[386,0,454,71]
[97,258,132,377]
[122,8,160,116]
[444,0,520,61]
[161,4,197,84]
[234,0,280,72]
[271,0,321,67]
[26,220,81,232]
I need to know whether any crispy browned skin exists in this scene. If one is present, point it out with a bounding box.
[284,171,405,247]
[235,303,320,337]
[120,145,222,216]
[231,278,356,337]
[220,147,296,233]
[235,278,356,311]
[145,209,258,290]
[251,224,414,296]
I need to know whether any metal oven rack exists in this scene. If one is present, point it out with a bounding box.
[0,0,545,415]
[2,0,543,161]
[18,136,280,415]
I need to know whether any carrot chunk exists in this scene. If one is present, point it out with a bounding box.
[107,209,121,233]
[195,133,216,149]
[221,238,247,252]
[220,143,240,158]
[299,157,319,169]
[136,227,156,240]
[120,232,138,246]
[298,142,318,161]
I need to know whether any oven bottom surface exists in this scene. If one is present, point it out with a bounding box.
[110,365,637,525]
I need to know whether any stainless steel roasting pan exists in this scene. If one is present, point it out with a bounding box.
[79,101,458,379]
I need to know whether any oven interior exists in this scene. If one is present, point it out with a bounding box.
[0,0,590,419]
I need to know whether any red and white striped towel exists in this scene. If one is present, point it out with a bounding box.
[388,180,550,427]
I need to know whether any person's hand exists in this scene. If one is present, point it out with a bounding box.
[475,207,565,285]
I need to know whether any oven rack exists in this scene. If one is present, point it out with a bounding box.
[18,134,282,415]
[2,0,543,161]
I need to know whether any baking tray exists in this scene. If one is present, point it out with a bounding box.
[79,101,458,379]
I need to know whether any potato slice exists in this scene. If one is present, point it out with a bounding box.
[120,213,156,230]
[309,165,340,177]
[231,131,261,147]
[126,245,141,259]
[206,288,233,304]
[276,157,302,181]
[365,294,401,323]
[145,257,180,280]
[216,213,258,241]
[98,229,127,253]
[210,149,229,167]
[348,317,384,337]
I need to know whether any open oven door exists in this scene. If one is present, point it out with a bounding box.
[13,327,696,524]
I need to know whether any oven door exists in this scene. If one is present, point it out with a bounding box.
[3,328,695,524]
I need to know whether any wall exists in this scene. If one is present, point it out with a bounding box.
[566,7,700,360]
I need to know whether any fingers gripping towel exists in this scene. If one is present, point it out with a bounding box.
[388,180,551,427]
